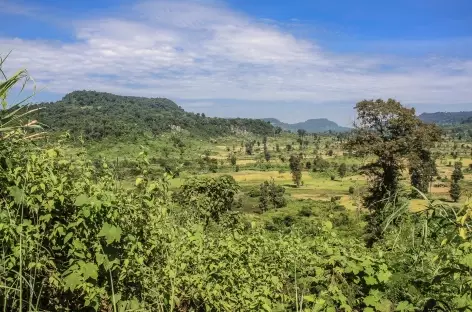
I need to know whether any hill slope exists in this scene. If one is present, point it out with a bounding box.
[35,91,274,140]
[263,118,350,133]
[418,111,472,124]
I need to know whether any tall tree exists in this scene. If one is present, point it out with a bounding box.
[297,129,307,138]
[289,154,303,187]
[338,163,347,179]
[450,162,464,202]
[347,99,441,245]
[409,150,437,197]
[230,153,237,166]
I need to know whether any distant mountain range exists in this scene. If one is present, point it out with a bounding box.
[262,118,351,133]
[418,111,472,125]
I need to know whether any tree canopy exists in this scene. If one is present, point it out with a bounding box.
[35,91,275,140]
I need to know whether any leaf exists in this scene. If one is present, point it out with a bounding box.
[82,207,90,218]
[396,301,414,311]
[459,227,467,240]
[460,253,472,269]
[377,270,392,283]
[74,194,89,207]
[364,275,377,285]
[364,295,379,307]
[46,149,57,158]
[323,220,333,230]
[98,223,122,245]
[63,271,82,291]
[135,177,144,186]
[8,186,25,204]
[303,295,315,302]
[64,232,73,244]
[80,262,98,280]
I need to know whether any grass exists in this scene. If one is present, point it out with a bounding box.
[64,131,472,216]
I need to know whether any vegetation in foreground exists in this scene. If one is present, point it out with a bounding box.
[1,56,472,311]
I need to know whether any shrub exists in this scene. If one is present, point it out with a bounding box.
[299,206,313,217]
[258,179,286,212]
[348,186,355,194]
[173,175,240,222]
[331,196,342,202]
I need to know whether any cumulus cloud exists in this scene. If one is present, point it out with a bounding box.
[1,0,471,108]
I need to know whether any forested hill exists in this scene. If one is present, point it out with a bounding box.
[263,118,350,133]
[34,91,275,139]
[418,111,472,124]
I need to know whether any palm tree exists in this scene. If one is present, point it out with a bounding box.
[0,52,43,138]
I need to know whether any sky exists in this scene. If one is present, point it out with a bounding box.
[1,0,471,126]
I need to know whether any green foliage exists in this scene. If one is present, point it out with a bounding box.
[0,54,42,138]
[348,99,442,245]
[450,181,461,202]
[0,136,161,310]
[258,179,286,212]
[450,162,464,202]
[289,154,303,187]
[36,91,274,140]
[245,140,255,155]
[338,162,347,178]
[173,175,240,223]
[230,152,237,166]
[312,155,330,172]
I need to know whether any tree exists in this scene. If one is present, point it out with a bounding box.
[245,141,254,155]
[452,161,464,181]
[312,155,329,172]
[275,143,280,152]
[450,162,464,202]
[338,163,347,179]
[409,150,437,197]
[289,154,303,187]
[258,179,286,212]
[174,175,239,223]
[297,129,307,138]
[230,153,237,166]
[286,144,292,152]
[347,99,442,245]
[450,181,461,202]
[264,151,271,162]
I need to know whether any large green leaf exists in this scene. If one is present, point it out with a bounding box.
[98,222,122,245]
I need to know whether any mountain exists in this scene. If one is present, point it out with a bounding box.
[263,118,350,133]
[34,91,274,140]
[418,111,472,124]
[462,116,472,124]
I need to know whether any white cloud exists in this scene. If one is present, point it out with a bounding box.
[1,0,471,109]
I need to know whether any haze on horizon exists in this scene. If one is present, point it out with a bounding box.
[1,0,471,126]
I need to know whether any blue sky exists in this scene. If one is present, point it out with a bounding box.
[1,0,471,125]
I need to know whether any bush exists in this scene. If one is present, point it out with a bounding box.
[331,196,342,202]
[258,179,287,212]
[248,186,261,197]
[173,175,240,222]
[348,186,355,194]
[299,206,313,217]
